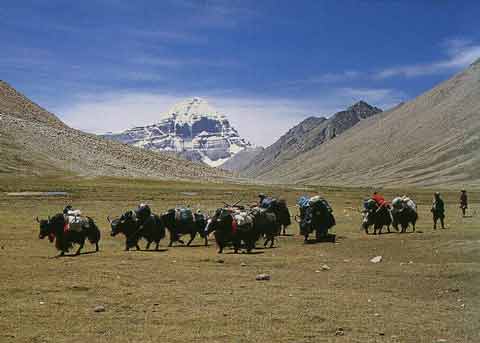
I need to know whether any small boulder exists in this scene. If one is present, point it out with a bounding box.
[370,256,382,263]
[256,274,271,281]
[94,305,106,313]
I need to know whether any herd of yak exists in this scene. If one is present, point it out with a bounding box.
[35,194,419,257]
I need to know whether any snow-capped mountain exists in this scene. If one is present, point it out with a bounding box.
[102,97,252,167]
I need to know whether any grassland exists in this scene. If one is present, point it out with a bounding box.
[0,176,478,342]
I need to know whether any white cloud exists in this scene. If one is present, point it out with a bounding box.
[58,87,405,147]
[375,40,480,79]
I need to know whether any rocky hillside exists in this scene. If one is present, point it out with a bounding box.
[240,101,382,176]
[219,147,264,172]
[246,60,480,188]
[0,81,230,180]
[102,97,252,167]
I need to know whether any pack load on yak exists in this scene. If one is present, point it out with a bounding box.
[361,193,392,235]
[63,205,89,232]
[392,196,417,212]
[370,192,388,208]
[233,211,254,227]
[391,196,418,233]
[175,208,195,223]
[297,195,336,242]
[258,193,274,209]
[134,203,152,224]
[209,207,257,253]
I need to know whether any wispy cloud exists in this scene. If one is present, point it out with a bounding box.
[130,54,239,68]
[286,38,480,87]
[375,39,480,79]
[285,71,362,87]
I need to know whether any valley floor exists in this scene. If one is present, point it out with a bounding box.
[0,177,478,343]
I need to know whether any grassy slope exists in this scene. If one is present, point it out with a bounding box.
[0,177,478,342]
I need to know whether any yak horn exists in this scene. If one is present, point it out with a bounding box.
[107,216,111,223]
[35,216,40,223]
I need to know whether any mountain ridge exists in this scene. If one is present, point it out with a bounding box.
[239,101,382,175]
[102,97,252,167]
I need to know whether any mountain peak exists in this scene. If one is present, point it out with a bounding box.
[347,100,379,112]
[165,97,225,125]
[103,97,251,167]
[0,80,65,128]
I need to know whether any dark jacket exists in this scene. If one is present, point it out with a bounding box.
[432,198,445,216]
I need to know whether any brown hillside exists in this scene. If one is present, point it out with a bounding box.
[0,82,230,180]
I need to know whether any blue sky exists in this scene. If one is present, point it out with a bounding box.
[2,0,480,146]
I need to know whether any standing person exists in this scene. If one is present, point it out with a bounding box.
[460,190,468,217]
[431,192,445,230]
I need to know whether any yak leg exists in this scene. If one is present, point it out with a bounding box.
[204,235,208,246]
[269,236,275,248]
[75,240,85,256]
[155,241,160,250]
[95,242,99,252]
[412,223,416,233]
[146,241,152,250]
[186,232,196,246]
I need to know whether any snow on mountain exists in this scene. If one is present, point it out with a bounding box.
[102,97,252,167]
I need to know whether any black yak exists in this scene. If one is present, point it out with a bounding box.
[108,210,166,251]
[361,200,392,235]
[161,209,209,247]
[209,208,257,253]
[37,214,100,256]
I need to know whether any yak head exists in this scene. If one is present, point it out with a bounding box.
[209,208,233,232]
[108,211,135,237]
[361,209,373,231]
[36,216,55,242]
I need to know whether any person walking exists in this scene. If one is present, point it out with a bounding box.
[431,192,445,230]
[460,190,468,217]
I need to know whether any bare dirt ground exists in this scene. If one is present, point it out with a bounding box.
[0,177,478,343]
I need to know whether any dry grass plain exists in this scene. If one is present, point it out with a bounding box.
[0,176,478,343]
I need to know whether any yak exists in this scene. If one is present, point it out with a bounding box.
[209,208,257,253]
[250,207,280,248]
[273,199,292,235]
[37,214,100,256]
[391,207,418,233]
[298,198,336,242]
[161,209,209,247]
[108,211,166,251]
[362,203,392,235]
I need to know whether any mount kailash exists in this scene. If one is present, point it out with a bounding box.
[102,97,252,167]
